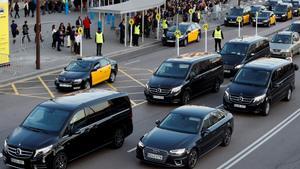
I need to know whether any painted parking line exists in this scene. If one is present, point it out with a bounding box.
[124,60,140,65]
[105,81,117,91]
[119,69,146,87]
[127,147,137,153]
[11,83,19,95]
[38,76,55,98]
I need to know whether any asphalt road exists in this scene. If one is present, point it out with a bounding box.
[1,17,300,169]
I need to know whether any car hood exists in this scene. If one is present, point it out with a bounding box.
[274,12,286,15]
[58,70,88,80]
[256,17,269,20]
[7,127,57,150]
[226,16,238,20]
[270,43,292,50]
[149,76,185,89]
[222,54,245,66]
[142,127,195,151]
[228,82,267,97]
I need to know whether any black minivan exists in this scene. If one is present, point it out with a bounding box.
[2,89,133,169]
[144,52,224,104]
[223,57,298,116]
[221,36,270,76]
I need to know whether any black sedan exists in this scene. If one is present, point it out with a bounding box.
[136,106,234,169]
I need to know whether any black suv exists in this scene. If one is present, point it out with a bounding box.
[223,57,298,116]
[144,52,224,104]
[2,90,133,169]
[221,36,270,76]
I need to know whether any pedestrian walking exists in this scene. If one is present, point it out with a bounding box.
[119,19,125,44]
[22,21,31,44]
[24,0,29,17]
[133,23,140,46]
[83,16,92,39]
[66,23,72,48]
[14,2,20,18]
[212,26,224,52]
[95,28,104,56]
[29,0,36,17]
[11,20,18,44]
[51,25,57,49]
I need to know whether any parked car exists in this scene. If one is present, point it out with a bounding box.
[55,56,118,90]
[250,5,267,19]
[144,52,223,104]
[270,31,300,58]
[274,3,293,21]
[290,0,300,16]
[220,36,270,76]
[252,11,276,27]
[224,6,251,26]
[162,22,201,46]
[265,0,283,10]
[2,89,133,169]
[136,105,234,169]
[223,58,298,116]
[288,21,300,34]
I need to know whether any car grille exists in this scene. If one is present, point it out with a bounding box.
[149,87,171,96]
[7,145,34,159]
[273,49,281,52]
[143,147,168,163]
[229,95,253,105]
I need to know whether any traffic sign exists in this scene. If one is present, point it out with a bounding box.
[156,14,161,21]
[189,9,193,15]
[174,30,182,38]
[203,23,209,31]
[236,16,243,23]
[129,19,134,25]
[78,27,83,35]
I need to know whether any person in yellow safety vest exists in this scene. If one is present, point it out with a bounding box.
[162,18,168,36]
[212,26,224,52]
[133,24,140,46]
[95,28,104,56]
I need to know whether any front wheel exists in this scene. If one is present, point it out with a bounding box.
[108,72,116,83]
[221,128,232,147]
[84,80,91,89]
[52,152,67,169]
[181,91,190,105]
[186,149,198,169]
[283,88,292,101]
[261,99,270,116]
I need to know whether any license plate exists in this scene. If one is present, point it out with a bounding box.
[153,95,164,100]
[224,70,231,73]
[59,83,72,87]
[167,40,175,43]
[147,153,163,160]
[229,21,236,23]
[11,158,24,165]
[234,104,246,109]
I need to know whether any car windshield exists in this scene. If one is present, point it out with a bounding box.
[159,113,202,134]
[155,62,190,78]
[258,12,270,17]
[251,6,262,13]
[271,34,291,44]
[221,43,248,56]
[229,8,243,16]
[22,106,71,133]
[274,5,288,12]
[169,24,189,33]
[289,24,300,32]
[292,2,300,7]
[234,68,271,87]
[65,60,93,72]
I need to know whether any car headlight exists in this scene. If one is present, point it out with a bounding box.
[171,85,182,94]
[34,145,53,157]
[253,94,266,103]
[252,19,256,22]
[73,79,83,83]
[3,139,8,152]
[224,88,230,101]
[282,14,286,17]
[170,148,186,156]
[235,64,243,69]
[138,141,144,148]
[145,83,149,90]
[263,20,269,23]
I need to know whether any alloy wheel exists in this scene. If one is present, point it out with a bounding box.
[187,149,198,169]
[54,153,67,169]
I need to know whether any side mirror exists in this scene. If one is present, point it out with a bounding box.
[230,77,234,82]
[186,30,191,34]
[201,128,210,136]
[69,125,80,136]
[155,120,161,126]
[64,67,67,71]
[294,64,299,71]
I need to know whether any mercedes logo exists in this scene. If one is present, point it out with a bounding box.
[152,148,160,153]
[16,148,22,155]
[157,88,161,93]
[239,96,244,101]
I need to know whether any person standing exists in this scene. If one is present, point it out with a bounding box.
[11,20,18,44]
[34,23,43,43]
[24,0,29,17]
[76,16,83,27]
[66,23,72,48]
[83,16,92,39]
[14,1,20,18]
[22,21,31,44]
[119,19,125,44]
[95,28,104,56]
[51,25,57,49]
[29,0,35,17]
[74,30,81,55]
[57,28,64,51]
[212,26,224,52]
[59,23,66,46]
[133,23,140,46]
[161,18,168,37]
[70,26,76,53]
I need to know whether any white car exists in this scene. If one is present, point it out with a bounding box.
[270,31,300,58]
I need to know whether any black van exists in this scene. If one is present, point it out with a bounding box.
[223,57,298,116]
[144,52,224,104]
[2,89,133,169]
[221,36,270,76]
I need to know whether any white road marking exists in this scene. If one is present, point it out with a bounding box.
[124,60,140,65]
[217,107,300,169]
[0,153,3,158]
[220,83,230,88]
[127,147,137,153]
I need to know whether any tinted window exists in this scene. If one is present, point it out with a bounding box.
[275,4,288,12]
[202,118,212,129]
[229,8,243,16]
[87,101,112,124]
[234,68,271,87]
[155,62,190,78]
[111,96,131,112]
[70,109,86,131]
[66,60,93,72]
[169,24,189,33]
[191,60,210,76]
[251,6,262,13]
[272,34,292,44]
[221,43,249,56]
[159,113,202,134]
[100,58,110,67]
[22,106,70,133]
[258,12,270,17]
[272,64,293,82]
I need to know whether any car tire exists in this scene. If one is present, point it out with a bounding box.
[221,128,232,147]
[181,91,190,105]
[108,72,116,83]
[212,80,221,93]
[283,88,292,101]
[84,80,91,89]
[261,99,270,116]
[111,128,125,149]
[52,152,67,169]
[186,149,198,169]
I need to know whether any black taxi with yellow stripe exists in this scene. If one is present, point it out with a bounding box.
[224,6,251,26]
[55,56,118,90]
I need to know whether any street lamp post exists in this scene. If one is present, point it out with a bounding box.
[36,0,41,69]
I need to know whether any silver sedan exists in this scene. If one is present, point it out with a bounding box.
[270,31,300,58]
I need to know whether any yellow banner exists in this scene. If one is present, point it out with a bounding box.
[0,0,10,66]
